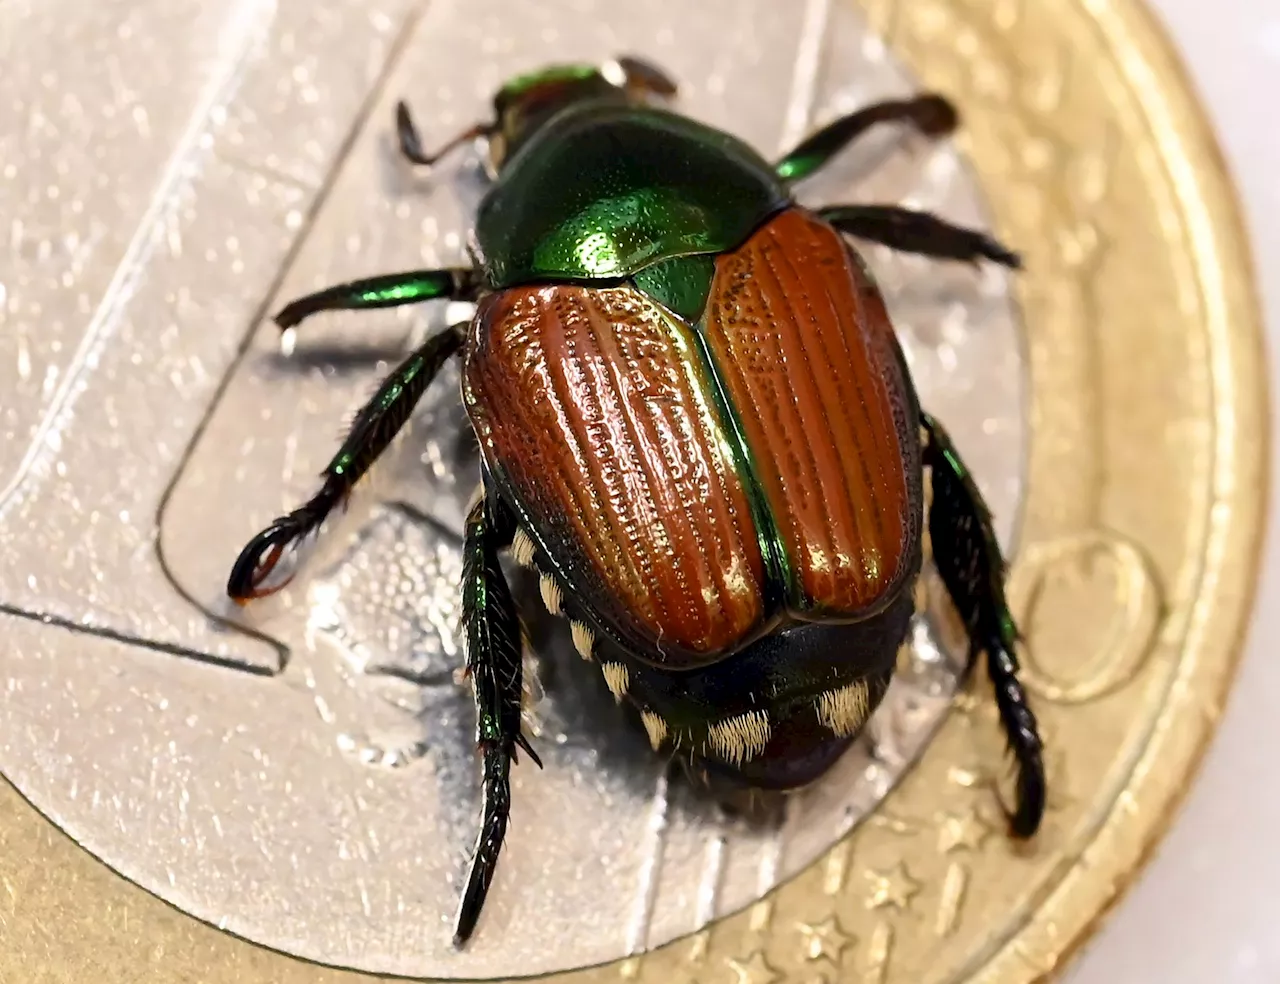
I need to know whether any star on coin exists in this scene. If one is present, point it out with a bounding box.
[865,862,922,910]
[727,950,781,984]
[938,807,993,853]
[798,915,854,963]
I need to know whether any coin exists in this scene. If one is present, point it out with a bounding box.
[0,1,1266,984]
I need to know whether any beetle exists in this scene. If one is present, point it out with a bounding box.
[225,55,1045,945]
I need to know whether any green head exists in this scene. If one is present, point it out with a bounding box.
[484,57,678,174]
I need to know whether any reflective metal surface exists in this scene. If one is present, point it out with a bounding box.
[0,0,1025,977]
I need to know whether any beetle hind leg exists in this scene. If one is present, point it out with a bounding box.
[454,492,542,946]
[922,413,1045,837]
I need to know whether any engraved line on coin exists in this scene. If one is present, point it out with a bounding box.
[697,834,728,927]
[777,0,832,153]
[0,0,273,522]
[822,839,852,896]
[865,921,894,983]
[207,147,321,193]
[625,767,671,955]
[934,861,968,937]
[686,930,711,968]
[755,803,788,898]
[749,898,774,933]
[151,3,434,659]
[0,604,277,675]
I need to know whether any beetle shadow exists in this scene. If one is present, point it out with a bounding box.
[378,129,493,221]
[258,338,421,378]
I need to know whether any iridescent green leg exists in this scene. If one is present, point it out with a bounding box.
[226,324,466,601]
[273,268,480,331]
[775,94,958,183]
[922,413,1045,837]
[820,205,1021,268]
[454,492,542,946]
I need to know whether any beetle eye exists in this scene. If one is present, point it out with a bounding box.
[613,56,679,98]
[485,132,506,177]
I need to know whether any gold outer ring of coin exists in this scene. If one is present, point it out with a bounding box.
[0,0,1267,980]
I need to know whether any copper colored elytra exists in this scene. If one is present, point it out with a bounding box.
[464,209,919,664]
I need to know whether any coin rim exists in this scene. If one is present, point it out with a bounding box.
[971,0,1271,976]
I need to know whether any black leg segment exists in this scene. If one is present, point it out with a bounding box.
[775,94,958,183]
[454,492,542,946]
[922,413,1045,837]
[225,325,466,601]
[821,205,1022,268]
[396,100,495,170]
[273,267,480,331]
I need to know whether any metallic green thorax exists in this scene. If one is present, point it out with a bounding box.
[475,101,790,287]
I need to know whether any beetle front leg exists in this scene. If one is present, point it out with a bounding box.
[455,492,542,946]
[922,412,1045,837]
[820,205,1021,268]
[226,324,465,602]
[395,101,495,170]
[273,267,481,331]
[775,95,957,183]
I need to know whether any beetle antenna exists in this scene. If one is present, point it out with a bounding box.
[395,101,494,169]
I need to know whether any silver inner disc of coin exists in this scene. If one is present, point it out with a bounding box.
[0,0,1026,977]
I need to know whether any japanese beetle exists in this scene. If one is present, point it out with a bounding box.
[226,56,1045,945]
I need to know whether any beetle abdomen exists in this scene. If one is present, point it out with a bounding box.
[701,208,922,618]
[463,284,768,665]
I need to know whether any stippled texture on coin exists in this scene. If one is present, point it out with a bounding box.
[0,0,1026,977]
[0,0,1267,982]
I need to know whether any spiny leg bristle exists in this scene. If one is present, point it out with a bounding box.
[815,680,871,737]
[705,709,771,767]
[570,620,595,660]
[601,662,629,703]
[539,574,563,615]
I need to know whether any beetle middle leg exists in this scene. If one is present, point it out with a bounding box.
[921,412,1045,837]
[775,94,958,182]
[820,205,1022,268]
[226,324,466,602]
[455,491,542,946]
